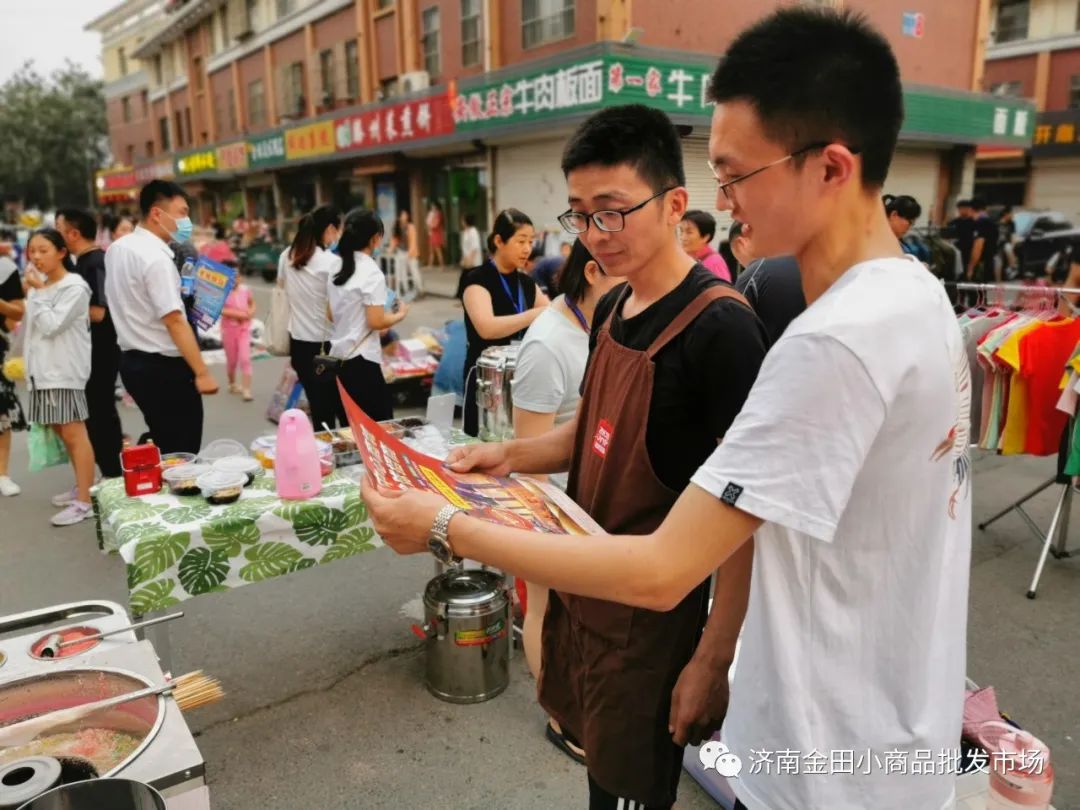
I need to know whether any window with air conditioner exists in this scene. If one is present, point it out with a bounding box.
[422,7,440,78]
[522,0,574,50]
[380,77,398,100]
[990,80,1023,97]
[345,40,360,99]
[995,0,1029,44]
[461,0,482,67]
[319,49,335,108]
[248,79,266,128]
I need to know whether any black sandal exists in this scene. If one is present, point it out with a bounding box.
[545,720,586,766]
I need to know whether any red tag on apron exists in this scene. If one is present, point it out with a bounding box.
[592,419,614,458]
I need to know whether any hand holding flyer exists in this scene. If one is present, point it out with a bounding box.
[191,256,238,330]
[339,382,601,536]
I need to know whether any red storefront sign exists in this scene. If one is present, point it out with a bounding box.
[334,93,454,152]
[99,169,136,191]
[216,141,249,172]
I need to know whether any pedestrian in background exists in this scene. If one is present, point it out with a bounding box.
[56,208,123,481]
[200,223,239,266]
[330,208,409,422]
[680,210,731,281]
[0,243,27,497]
[460,208,549,436]
[459,213,482,270]
[106,181,218,454]
[282,205,342,430]
[220,277,256,401]
[392,209,424,296]
[425,200,445,269]
[23,229,96,526]
[113,215,135,239]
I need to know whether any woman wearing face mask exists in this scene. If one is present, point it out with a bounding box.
[328,208,409,421]
[23,229,96,526]
[280,205,343,429]
[510,239,620,763]
[461,209,550,437]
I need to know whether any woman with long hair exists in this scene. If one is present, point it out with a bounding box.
[460,208,549,436]
[510,239,619,763]
[329,208,409,421]
[426,200,445,268]
[280,205,342,429]
[23,229,96,526]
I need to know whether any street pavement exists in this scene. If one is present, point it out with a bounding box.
[0,271,1077,808]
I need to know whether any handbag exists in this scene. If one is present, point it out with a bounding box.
[265,254,291,356]
[313,328,374,379]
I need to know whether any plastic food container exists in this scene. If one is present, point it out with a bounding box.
[212,455,263,485]
[160,452,197,469]
[162,463,212,496]
[250,435,277,469]
[314,430,362,468]
[198,439,248,464]
[196,470,247,505]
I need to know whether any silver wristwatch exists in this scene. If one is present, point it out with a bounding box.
[428,504,463,565]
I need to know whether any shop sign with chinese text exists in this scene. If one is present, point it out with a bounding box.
[1031,110,1080,157]
[335,93,454,153]
[285,121,335,161]
[176,149,217,176]
[216,141,249,172]
[249,132,287,168]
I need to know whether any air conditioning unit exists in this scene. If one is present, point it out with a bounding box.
[399,71,430,95]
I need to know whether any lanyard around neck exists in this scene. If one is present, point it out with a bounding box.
[565,298,589,333]
[496,266,525,314]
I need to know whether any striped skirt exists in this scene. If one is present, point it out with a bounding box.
[28,388,88,425]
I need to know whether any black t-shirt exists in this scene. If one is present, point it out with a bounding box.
[74,248,118,353]
[588,265,768,492]
[975,215,999,273]
[462,263,538,369]
[947,217,978,269]
[734,256,807,347]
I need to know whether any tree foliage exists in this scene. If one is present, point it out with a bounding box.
[0,61,108,209]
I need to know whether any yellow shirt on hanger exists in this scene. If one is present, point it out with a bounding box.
[997,321,1043,455]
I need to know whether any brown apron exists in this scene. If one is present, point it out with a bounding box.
[538,284,751,806]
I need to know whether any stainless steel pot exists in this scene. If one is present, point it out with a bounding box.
[418,569,510,704]
[475,345,519,442]
[15,778,165,810]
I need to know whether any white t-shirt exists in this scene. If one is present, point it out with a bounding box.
[691,256,971,810]
[460,227,482,267]
[326,252,387,364]
[283,246,341,342]
[104,227,185,356]
[512,300,586,424]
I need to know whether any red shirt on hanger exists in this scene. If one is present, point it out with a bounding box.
[1020,319,1080,455]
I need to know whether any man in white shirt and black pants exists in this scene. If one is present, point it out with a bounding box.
[105,181,218,453]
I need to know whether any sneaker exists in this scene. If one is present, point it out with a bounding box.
[51,500,93,527]
[0,476,20,497]
[51,486,78,507]
[228,383,240,395]
[242,390,253,402]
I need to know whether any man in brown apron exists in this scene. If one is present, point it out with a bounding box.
[442,105,768,808]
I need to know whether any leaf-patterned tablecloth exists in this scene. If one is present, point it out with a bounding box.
[92,472,380,613]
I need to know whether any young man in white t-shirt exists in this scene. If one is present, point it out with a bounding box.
[364,8,972,810]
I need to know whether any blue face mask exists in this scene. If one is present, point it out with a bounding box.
[160,209,193,243]
[327,240,339,253]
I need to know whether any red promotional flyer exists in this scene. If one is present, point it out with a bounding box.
[339,384,601,536]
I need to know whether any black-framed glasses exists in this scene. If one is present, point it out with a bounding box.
[558,187,676,235]
[708,142,854,201]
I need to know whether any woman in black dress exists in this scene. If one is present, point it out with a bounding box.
[461,209,549,436]
[0,246,26,496]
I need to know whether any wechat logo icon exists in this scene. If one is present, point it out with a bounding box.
[698,740,743,778]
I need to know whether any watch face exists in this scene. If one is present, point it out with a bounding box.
[428,536,452,564]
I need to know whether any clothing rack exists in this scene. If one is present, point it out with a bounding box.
[951,281,1079,598]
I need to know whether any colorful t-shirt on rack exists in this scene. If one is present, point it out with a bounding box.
[995,321,1044,455]
[976,316,1026,450]
[1019,319,1080,455]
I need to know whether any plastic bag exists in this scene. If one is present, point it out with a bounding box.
[28,423,68,472]
[265,280,291,356]
[265,365,308,424]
